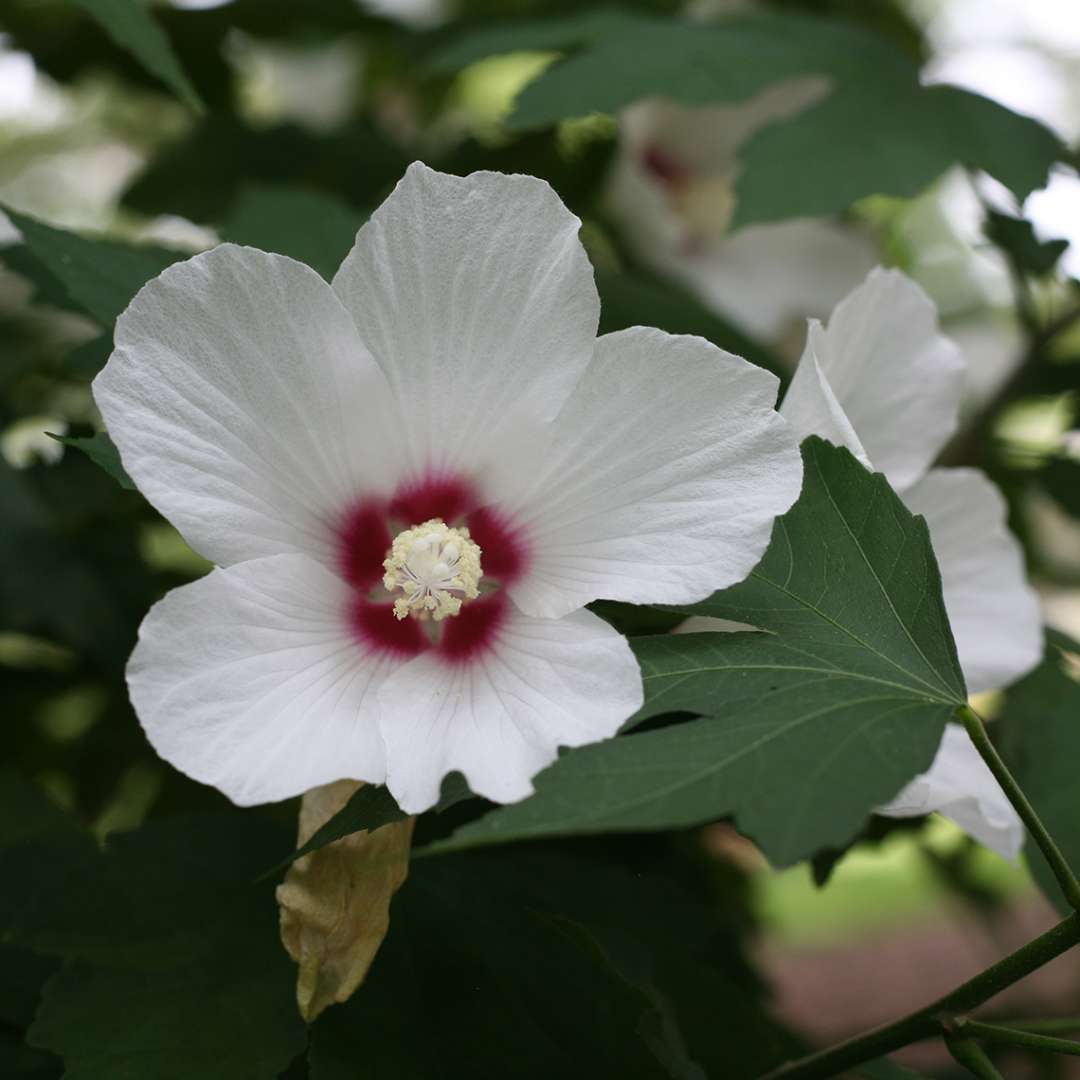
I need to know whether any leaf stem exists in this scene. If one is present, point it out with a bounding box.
[757,912,1080,1079]
[944,1035,1004,1079]
[955,1019,1080,1058]
[958,704,1080,911]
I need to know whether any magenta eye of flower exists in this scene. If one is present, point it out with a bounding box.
[641,143,691,189]
[336,475,527,664]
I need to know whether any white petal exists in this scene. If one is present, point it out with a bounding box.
[903,468,1043,694]
[377,606,642,813]
[878,723,1023,861]
[94,244,398,569]
[677,221,881,342]
[785,267,967,492]
[332,162,599,475]
[128,555,393,806]
[781,329,871,467]
[492,327,802,619]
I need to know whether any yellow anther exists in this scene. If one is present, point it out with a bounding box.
[382,519,482,621]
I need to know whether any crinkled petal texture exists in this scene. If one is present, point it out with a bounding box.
[332,162,600,475]
[377,607,643,813]
[491,327,802,619]
[877,724,1023,861]
[782,268,966,492]
[903,468,1043,695]
[128,556,392,806]
[94,245,400,570]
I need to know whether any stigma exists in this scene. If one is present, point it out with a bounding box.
[382,518,482,621]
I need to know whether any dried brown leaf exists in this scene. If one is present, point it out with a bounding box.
[276,780,415,1021]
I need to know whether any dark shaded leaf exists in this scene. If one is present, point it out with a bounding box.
[123,117,408,225]
[311,850,791,1080]
[23,815,306,1080]
[222,185,365,281]
[999,632,1080,915]
[4,211,184,329]
[1038,456,1080,518]
[0,945,60,1028]
[67,0,201,109]
[47,433,134,491]
[986,210,1069,276]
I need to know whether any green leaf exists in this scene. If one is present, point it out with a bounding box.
[986,210,1069,276]
[4,210,184,329]
[67,0,201,109]
[267,783,407,876]
[1000,633,1080,915]
[22,815,306,1079]
[432,10,1062,222]
[421,439,965,866]
[222,184,366,281]
[265,773,473,875]
[47,433,134,491]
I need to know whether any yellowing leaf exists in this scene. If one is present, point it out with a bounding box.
[276,780,415,1022]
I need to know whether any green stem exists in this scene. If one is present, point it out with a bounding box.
[993,1018,1080,1035]
[955,1020,1080,1058]
[757,913,1080,1080]
[958,705,1080,911]
[945,1035,1004,1079]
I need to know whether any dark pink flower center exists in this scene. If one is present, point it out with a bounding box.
[641,144,691,190]
[337,473,527,666]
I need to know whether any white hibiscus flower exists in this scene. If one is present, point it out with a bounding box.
[781,267,1043,860]
[95,162,802,814]
[606,80,879,343]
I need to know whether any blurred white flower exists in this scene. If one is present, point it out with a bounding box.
[231,36,362,134]
[357,0,449,28]
[780,268,1043,859]
[1,415,66,469]
[95,163,802,813]
[606,80,878,343]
